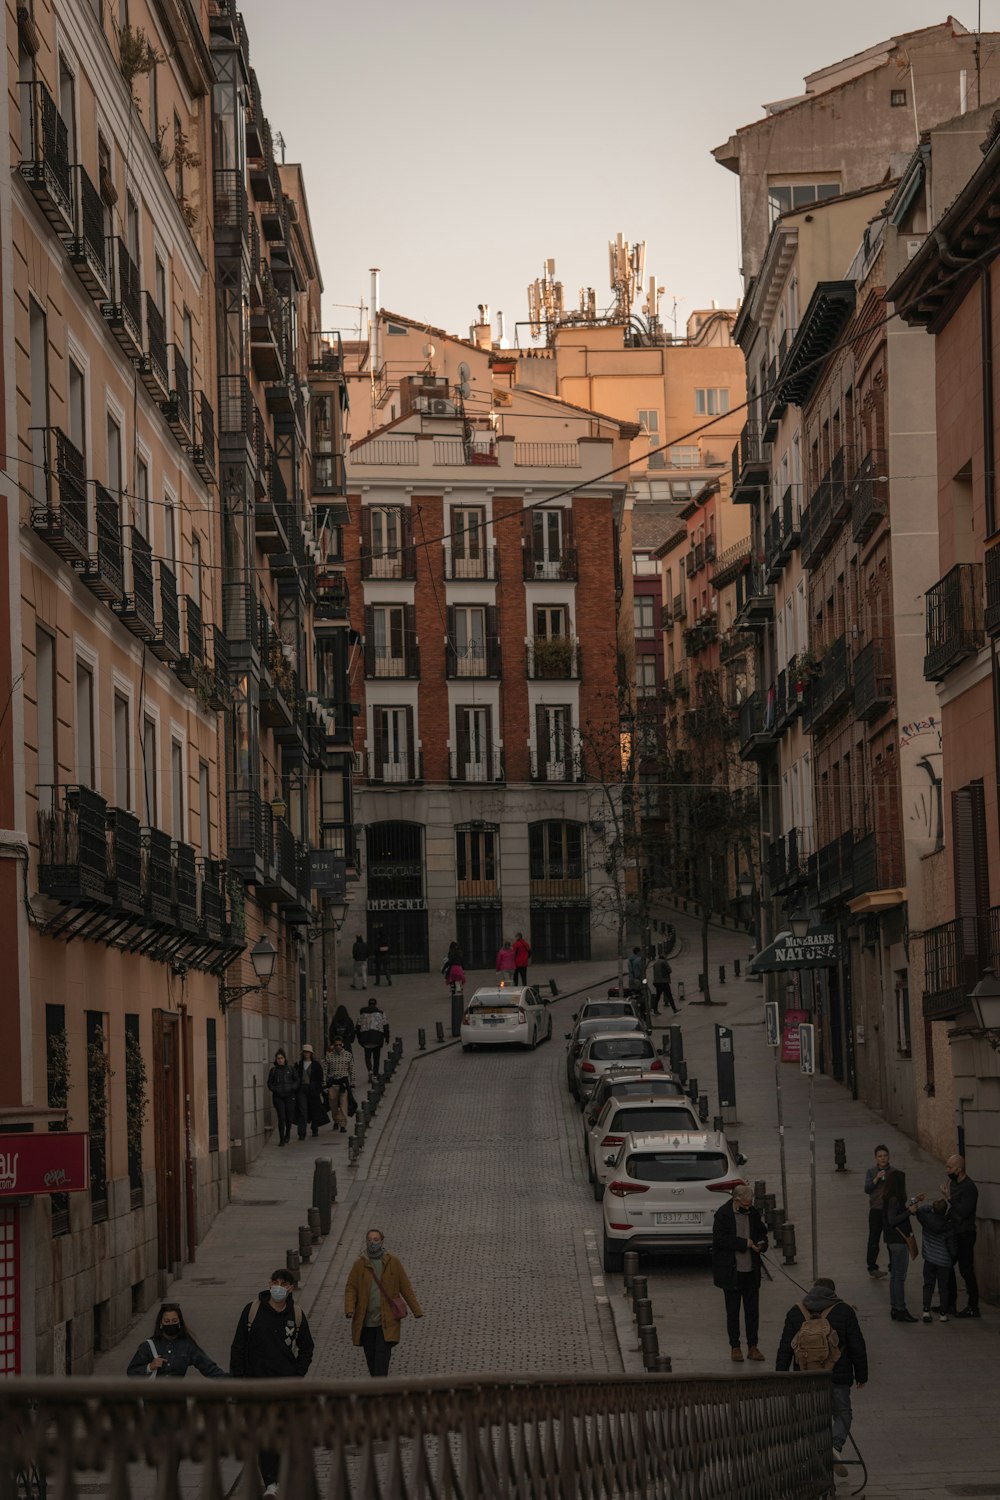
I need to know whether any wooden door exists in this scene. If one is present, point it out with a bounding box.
[152,1010,182,1272]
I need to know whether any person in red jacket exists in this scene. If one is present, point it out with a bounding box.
[512,932,532,985]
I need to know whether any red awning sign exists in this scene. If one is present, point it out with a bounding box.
[0,1132,89,1197]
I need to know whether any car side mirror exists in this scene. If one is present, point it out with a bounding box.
[572,1012,579,1021]
[737,1154,748,1167]
[564,1033,571,1040]
[604,1155,618,1167]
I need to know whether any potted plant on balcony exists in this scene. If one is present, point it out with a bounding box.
[532,635,573,678]
[793,647,822,689]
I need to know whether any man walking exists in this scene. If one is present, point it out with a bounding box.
[649,952,676,1015]
[512,932,531,986]
[351,933,368,990]
[775,1276,867,1478]
[356,996,390,1081]
[711,1183,769,1362]
[943,1153,980,1318]
[370,924,392,986]
[863,1144,891,1278]
[344,1228,423,1378]
[627,946,644,996]
[230,1269,314,1495]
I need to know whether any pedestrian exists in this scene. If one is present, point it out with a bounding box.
[863,1144,892,1278]
[351,932,369,990]
[324,1036,355,1132]
[512,932,531,985]
[495,939,516,985]
[442,940,463,977]
[775,1276,868,1479]
[344,1228,423,1378]
[916,1197,957,1321]
[627,946,644,995]
[649,952,676,1015]
[883,1168,919,1321]
[356,996,390,1080]
[127,1301,227,1379]
[444,956,466,993]
[266,1048,298,1147]
[230,1270,314,1496]
[294,1043,327,1140]
[329,1003,356,1051]
[370,924,392,986]
[942,1153,980,1318]
[711,1182,769,1362]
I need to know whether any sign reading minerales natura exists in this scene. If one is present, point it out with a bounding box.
[749,930,843,974]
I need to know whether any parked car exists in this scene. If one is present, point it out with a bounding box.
[601,1130,748,1272]
[581,1072,684,1146]
[460,986,552,1051]
[571,998,644,1027]
[573,1031,662,1102]
[586,1096,703,1199]
[565,1015,646,1093]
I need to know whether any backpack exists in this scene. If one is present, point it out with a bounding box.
[790,1304,840,1371]
[247,1298,302,1359]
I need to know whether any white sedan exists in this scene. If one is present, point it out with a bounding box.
[460,985,552,1050]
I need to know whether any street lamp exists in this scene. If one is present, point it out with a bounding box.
[786,901,810,941]
[968,967,1000,1051]
[737,871,753,901]
[220,934,278,1010]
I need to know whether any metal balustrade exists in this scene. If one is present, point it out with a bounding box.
[19,81,73,231]
[0,1373,834,1500]
[69,165,108,296]
[924,563,984,680]
[104,238,142,357]
[30,426,89,563]
[514,441,581,467]
[141,295,169,398]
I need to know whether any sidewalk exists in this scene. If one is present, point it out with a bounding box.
[613,906,1000,1499]
[95,956,616,1377]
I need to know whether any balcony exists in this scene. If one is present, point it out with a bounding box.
[192,393,217,483]
[685,551,696,579]
[139,295,169,401]
[366,750,424,784]
[256,446,290,553]
[106,808,142,914]
[308,329,344,373]
[151,559,181,663]
[767,827,809,894]
[19,82,73,234]
[172,841,199,933]
[432,438,498,467]
[313,450,347,499]
[817,831,855,907]
[163,346,193,442]
[361,544,417,581]
[720,627,753,665]
[673,666,689,697]
[207,626,230,710]
[29,427,89,565]
[449,748,505,783]
[213,168,248,243]
[986,543,1000,638]
[218,374,255,453]
[444,545,498,581]
[141,827,174,923]
[227,789,273,880]
[854,639,894,721]
[733,566,773,628]
[80,485,124,603]
[710,539,752,591]
[529,749,585,783]
[251,264,286,379]
[738,691,777,762]
[523,547,579,582]
[672,593,687,622]
[198,857,224,940]
[525,637,580,680]
[922,915,984,1021]
[315,571,349,622]
[222,582,260,657]
[851,449,888,545]
[851,826,904,898]
[731,419,769,502]
[802,635,851,734]
[683,615,718,658]
[102,239,143,359]
[112,528,156,641]
[175,596,204,688]
[69,167,108,298]
[924,563,984,681]
[37,785,109,903]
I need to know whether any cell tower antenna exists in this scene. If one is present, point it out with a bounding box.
[608,233,646,324]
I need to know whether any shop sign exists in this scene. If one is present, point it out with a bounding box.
[749,930,843,974]
[0,1132,89,1197]
[781,1009,810,1064]
[309,851,346,898]
[366,898,427,911]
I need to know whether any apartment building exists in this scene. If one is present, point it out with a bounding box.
[343,341,631,971]
[9,0,231,1372]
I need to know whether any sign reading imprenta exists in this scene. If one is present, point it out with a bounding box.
[749,930,843,974]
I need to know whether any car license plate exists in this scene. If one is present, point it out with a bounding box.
[482,1016,505,1025]
[654,1211,702,1225]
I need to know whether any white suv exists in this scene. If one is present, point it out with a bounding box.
[587,1096,702,1200]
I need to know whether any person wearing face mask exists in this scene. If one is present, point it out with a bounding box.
[127,1302,227,1379]
[344,1230,423,1378]
[230,1271,315,1497]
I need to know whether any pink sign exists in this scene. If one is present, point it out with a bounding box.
[781,1009,809,1064]
[0,1132,89,1197]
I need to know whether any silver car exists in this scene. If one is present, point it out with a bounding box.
[573,1030,663,1102]
[565,1015,645,1095]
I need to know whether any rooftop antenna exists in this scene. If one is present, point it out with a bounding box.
[608,233,646,324]
[274,130,287,165]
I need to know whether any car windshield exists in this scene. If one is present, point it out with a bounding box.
[474,991,521,1005]
[582,1003,633,1018]
[601,1079,682,1102]
[590,1038,654,1060]
[471,1001,520,1012]
[611,1107,697,1132]
[578,1017,639,1038]
[626,1152,730,1182]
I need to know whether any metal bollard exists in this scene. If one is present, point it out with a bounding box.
[312,1158,334,1235]
[676,1060,688,1085]
[688,1077,699,1103]
[762,1193,777,1230]
[285,1249,300,1280]
[730,1140,740,1159]
[307,1206,321,1244]
[451,985,465,1037]
[719,964,726,985]
[713,1115,724,1133]
[640,1329,660,1368]
[435,1020,445,1044]
[634,1298,654,1330]
[698,973,705,992]
[780,1220,798,1264]
[623,1251,640,1291]
[631,1276,648,1309]
[417,1028,426,1050]
[834,1138,847,1171]
[734,959,741,978]
[698,1093,709,1123]
[297,1224,312,1263]
[753,1179,767,1209]
[549,978,559,997]
[653,1354,673,1373]
[348,1136,361,1167]
[667,1025,684,1072]
[360,1103,372,1129]
[770,1206,786,1239]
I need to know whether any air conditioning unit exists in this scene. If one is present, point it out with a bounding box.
[495,390,513,407]
[431,397,456,416]
[414,395,432,413]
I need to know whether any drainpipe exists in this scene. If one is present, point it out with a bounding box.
[179,1003,197,1264]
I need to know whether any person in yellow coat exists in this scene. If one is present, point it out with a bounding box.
[345,1228,423,1376]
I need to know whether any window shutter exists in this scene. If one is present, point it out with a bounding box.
[485,604,500,677]
[360,506,372,574]
[535,704,550,773]
[363,604,374,676]
[372,707,385,776]
[402,507,415,577]
[456,707,469,774]
[404,603,418,675]
[446,605,456,677]
[952,782,989,984]
[405,704,416,778]
[485,706,494,777]
[563,506,575,547]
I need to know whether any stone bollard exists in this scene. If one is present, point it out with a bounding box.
[298,1224,312,1263]
[286,1249,300,1281]
[719,964,726,985]
[653,1354,673,1373]
[753,1179,767,1209]
[640,1328,660,1368]
[762,1192,777,1230]
[676,1060,688,1085]
[834,1138,847,1171]
[734,959,741,978]
[348,1136,361,1167]
[623,1251,640,1291]
[688,1077,699,1104]
[634,1298,654,1330]
[713,1115,724,1133]
[780,1221,798,1264]
[312,1158,334,1235]
[418,1028,426,1051]
[770,1206,786,1240]
[631,1276,648,1310]
[307,1206,321,1244]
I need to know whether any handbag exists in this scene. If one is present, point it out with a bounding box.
[146,1338,159,1378]
[901,1230,919,1261]
[366,1262,407,1319]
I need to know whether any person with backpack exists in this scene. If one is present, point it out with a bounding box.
[351,933,369,990]
[916,1197,958,1321]
[344,1228,423,1378]
[127,1301,227,1379]
[776,1276,868,1479]
[711,1182,769,1362]
[230,1270,314,1496]
[356,997,390,1081]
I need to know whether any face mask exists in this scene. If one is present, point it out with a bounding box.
[947,1171,960,1182]
[161,1325,180,1339]
[270,1285,290,1303]
[366,1241,384,1259]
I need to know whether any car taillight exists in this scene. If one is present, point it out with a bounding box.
[581,1061,596,1073]
[608,1181,649,1198]
[463,1011,472,1024]
[649,1059,664,1072]
[517,1009,527,1023]
[707,1178,748,1194]
[600,1135,624,1148]
[571,1044,582,1056]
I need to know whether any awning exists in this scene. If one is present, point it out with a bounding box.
[749,929,843,974]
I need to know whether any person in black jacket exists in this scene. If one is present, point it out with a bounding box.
[711,1183,769,1362]
[127,1301,227,1379]
[883,1169,919,1321]
[351,933,369,990]
[294,1044,327,1140]
[267,1049,297,1146]
[776,1276,867,1476]
[329,1005,357,1050]
[230,1271,315,1496]
[943,1153,980,1317]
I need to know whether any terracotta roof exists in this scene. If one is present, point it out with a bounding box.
[632,509,686,552]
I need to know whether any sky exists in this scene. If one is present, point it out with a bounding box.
[240,1,996,342]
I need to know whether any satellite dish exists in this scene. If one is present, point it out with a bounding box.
[423,342,435,359]
[458,362,471,399]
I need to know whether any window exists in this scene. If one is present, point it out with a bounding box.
[534,705,573,779]
[75,661,95,789]
[182,308,194,418]
[371,604,407,676]
[171,740,184,840]
[113,692,131,809]
[98,133,113,240]
[363,505,411,578]
[136,457,149,538]
[669,446,700,468]
[36,627,56,788]
[371,706,414,782]
[454,705,494,781]
[68,357,86,459]
[891,89,907,107]
[29,297,48,506]
[529,821,584,883]
[449,505,485,576]
[57,53,76,163]
[695,388,730,416]
[634,596,655,639]
[199,759,211,854]
[106,411,122,497]
[455,825,497,895]
[452,605,486,674]
[125,192,140,271]
[191,532,202,606]
[154,253,167,315]
[142,715,157,823]
[895,972,912,1056]
[638,410,660,443]
[635,657,657,698]
[18,28,35,160]
[163,498,176,566]
[767,181,840,224]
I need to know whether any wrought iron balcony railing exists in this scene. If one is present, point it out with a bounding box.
[80,484,124,603]
[29,427,89,565]
[924,563,984,681]
[103,237,142,358]
[986,542,1000,638]
[192,392,216,482]
[525,637,579,680]
[523,546,579,582]
[37,785,109,903]
[106,806,142,913]
[851,448,888,544]
[366,750,424,784]
[529,749,586,783]
[18,81,73,233]
[141,826,174,922]
[165,345,193,440]
[854,638,894,721]
[151,558,181,662]
[449,748,504,783]
[444,545,498,581]
[69,166,108,298]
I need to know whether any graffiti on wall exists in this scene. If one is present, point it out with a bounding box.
[900,715,943,852]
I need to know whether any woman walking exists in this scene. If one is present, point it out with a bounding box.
[325,1036,355,1132]
[266,1048,298,1146]
[127,1302,227,1378]
[495,939,516,986]
[329,1004,356,1051]
[883,1169,919,1322]
[344,1228,423,1378]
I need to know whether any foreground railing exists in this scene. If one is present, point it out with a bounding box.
[0,1373,833,1500]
